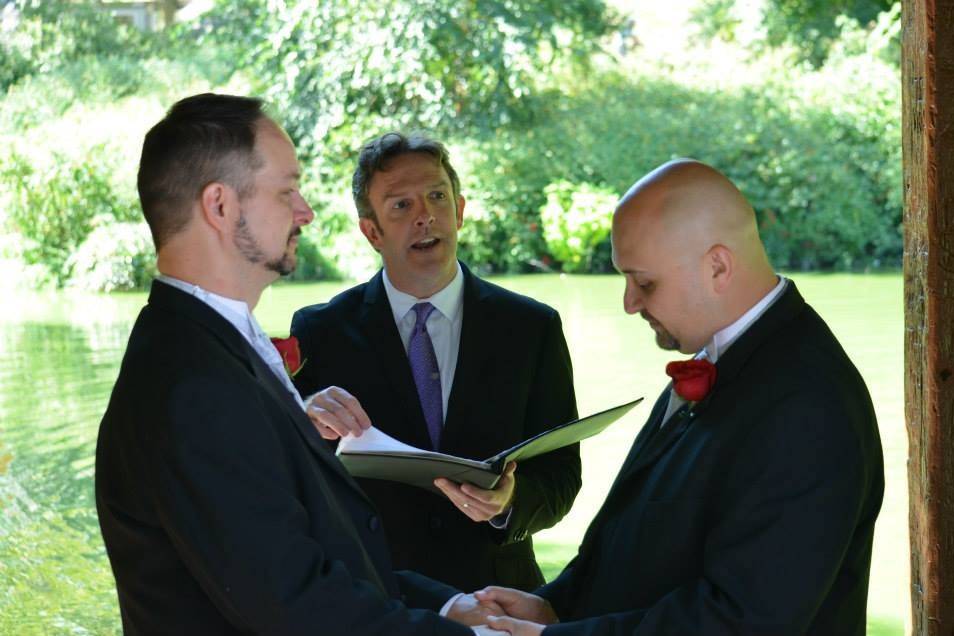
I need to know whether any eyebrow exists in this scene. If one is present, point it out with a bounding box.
[382,180,449,200]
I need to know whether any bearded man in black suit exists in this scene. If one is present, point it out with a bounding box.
[95,93,504,635]
[477,159,885,636]
[290,132,581,592]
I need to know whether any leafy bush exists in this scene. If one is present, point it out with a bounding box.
[192,0,617,166]
[0,0,156,90]
[0,0,902,285]
[539,181,617,272]
[691,0,896,67]
[464,52,900,272]
[67,222,157,292]
[1,147,139,285]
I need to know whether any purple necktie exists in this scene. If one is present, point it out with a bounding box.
[409,302,443,449]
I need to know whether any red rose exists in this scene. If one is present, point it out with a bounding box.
[665,359,717,402]
[270,336,306,378]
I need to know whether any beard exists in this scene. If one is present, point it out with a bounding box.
[234,211,300,276]
[642,311,681,351]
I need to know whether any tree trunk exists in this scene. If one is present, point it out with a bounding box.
[160,0,178,28]
[903,0,954,633]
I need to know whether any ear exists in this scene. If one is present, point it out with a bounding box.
[455,195,466,229]
[707,244,733,294]
[199,182,236,236]
[359,217,383,252]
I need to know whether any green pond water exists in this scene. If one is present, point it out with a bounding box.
[0,273,905,634]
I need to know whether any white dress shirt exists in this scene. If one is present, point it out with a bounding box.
[383,263,513,530]
[156,275,306,410]
[382,262,465,421]
[662,276,789,424]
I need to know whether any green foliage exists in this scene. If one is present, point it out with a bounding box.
[281,232,342,283]
[466,55,900,271]
[1,148,139,285]
[761,0,893,65]
[2,57,156,131]
[0,0,902,285]
[0,0,155,89]
[692,0,896,66]
[66,222,157,292]
[539,181,617,273]
[194,0,618,164]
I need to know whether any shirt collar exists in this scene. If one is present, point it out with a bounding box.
[156,274,263,342]
[703,276,789,363]
[382,261,465,324]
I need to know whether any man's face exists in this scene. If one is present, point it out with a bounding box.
[611,208,708,355]
[360,152,464,295]
[233,121,314,276]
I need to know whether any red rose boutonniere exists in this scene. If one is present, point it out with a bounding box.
[665,359,717,402]
[270,336,306,378]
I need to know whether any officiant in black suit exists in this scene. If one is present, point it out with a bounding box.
[290,132,581,592]
[478,160,885,635]
[95,93,500,635]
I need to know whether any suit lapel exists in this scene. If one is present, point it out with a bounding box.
[149,281,374,506]
[441,266,492,452]
[357,273,434,450]
[243,339,370,497]
[596,282,809,505]
[593,388,687,514]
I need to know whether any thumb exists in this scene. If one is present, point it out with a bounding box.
[486,615,516,633]
[477,586,520,608]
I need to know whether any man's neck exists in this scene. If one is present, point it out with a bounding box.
[384,264,457,299]
[157,254,269,310]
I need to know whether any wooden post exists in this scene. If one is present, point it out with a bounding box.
[903,0,954,633]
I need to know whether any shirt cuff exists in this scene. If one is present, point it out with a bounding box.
[488,506,513,529]
[439,592,464,617]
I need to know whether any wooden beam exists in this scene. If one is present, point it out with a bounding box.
[903,0,954,633]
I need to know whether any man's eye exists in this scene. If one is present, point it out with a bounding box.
[392,200,410,209]
[637,281,653,291]
[430,191,447,200]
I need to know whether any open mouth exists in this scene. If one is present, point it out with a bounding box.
[411,237,440,251]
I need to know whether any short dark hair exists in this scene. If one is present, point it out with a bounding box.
[351,132,462,221]
[137,93,267,249]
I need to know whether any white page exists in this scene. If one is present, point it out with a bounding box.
[337,426,485,467]
[337,425,424,455]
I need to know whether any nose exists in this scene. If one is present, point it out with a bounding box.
[415,198,437,227]
[293,192,315,226]
[623,278,643,315]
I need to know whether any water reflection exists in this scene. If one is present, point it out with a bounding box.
[0,318,131,635]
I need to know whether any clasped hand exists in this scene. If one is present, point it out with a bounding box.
[449,587,557,636]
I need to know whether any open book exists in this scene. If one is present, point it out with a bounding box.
[335,398,643,493]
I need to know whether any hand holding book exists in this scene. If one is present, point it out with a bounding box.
[335,398,643,493]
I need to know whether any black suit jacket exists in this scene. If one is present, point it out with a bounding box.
[538,282,884,635]
[95,281,470,636]
[291,263,581,592]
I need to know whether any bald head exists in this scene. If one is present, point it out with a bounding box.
[616,159,766,265]
[611,159,777,354]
